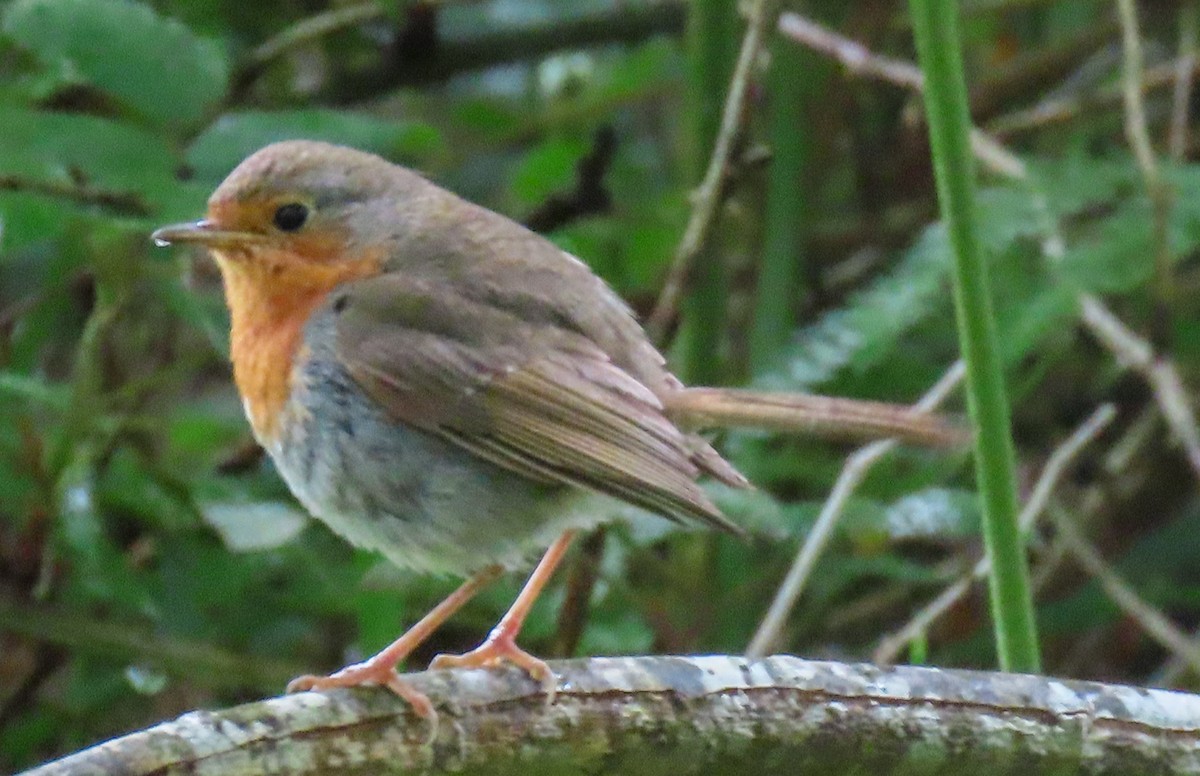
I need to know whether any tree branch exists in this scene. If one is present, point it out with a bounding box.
[323,3,686,103]
[24,655,1200,775]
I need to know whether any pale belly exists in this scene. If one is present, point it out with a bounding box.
[264,339,612,576]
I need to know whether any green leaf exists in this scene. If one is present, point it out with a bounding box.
[709,484,815,539]
[973,187,1044,252]
[988,239,1078,365]
[623,210,682,288]
[0,191,72,252]
[57,459,157,614]
[1,0,229,128]
[510,136,590,207]
[0,107,199,233]
[579,607,654,655]
[0,108,176,187]
[603,38,683,96]
[1058,200,1155,293]
[1035,159,1200,295]
[1027,154,1137,218]
[1165,163,1200,258]
[0,371,69,408]
[96,449,200,532]
[882,487,980,540]
[766,222,952,389]
[996,279,1078,366]
[452,99,524,140]
[187,110,445,182]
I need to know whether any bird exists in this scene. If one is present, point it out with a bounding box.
[152,140,956,718]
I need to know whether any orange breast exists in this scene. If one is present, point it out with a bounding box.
[216,249,382,443]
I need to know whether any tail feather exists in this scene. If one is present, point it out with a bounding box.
[664,388,965,448]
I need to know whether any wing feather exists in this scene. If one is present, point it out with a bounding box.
[331,274,741,533]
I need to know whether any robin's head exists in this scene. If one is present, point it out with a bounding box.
[152,140,431,272]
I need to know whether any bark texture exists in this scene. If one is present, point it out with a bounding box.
[22,655,1200,775]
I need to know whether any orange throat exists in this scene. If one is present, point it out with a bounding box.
[216,250,380,443]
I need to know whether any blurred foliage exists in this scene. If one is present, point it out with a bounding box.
[4,0,1200,769]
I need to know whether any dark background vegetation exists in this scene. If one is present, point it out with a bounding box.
[3,0,1200,769]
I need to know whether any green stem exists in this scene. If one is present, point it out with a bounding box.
[49,279,122,478]
[688,0,739,172]
[907,0,1040,672]
[751,35,816,373]
[676,0,737,384]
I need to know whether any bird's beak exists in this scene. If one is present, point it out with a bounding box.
[151,220,266,248]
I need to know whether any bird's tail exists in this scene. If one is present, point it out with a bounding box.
[664,388,966,448]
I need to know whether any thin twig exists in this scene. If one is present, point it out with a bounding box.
[1169,0,1199,159]
[778,12,923,89]
[874,405,1116,664]
[746,362,965,658]
[990,57,1200,137]
[968,21,1119,121]
[1116,0,1161,178]
[0,175,151,217]
[776,12,1029,180]
[1031,406,1157,613]
[1019,407,1117,536]
[1155,628,1200,687]
[524,127,617,232]
[1116,0,1175,340]
[247,2,386,70]
[645,0,781,341]
[1078,296,1200,476]
[1050,503,1200,678]
[1103,404,1159,475]
[551,527,606,657]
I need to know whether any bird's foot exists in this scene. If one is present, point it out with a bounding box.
[431,634,557,701]
[283,566,509,733]
[288,659,436,720]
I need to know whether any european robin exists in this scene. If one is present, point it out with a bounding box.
[152,140,955,716]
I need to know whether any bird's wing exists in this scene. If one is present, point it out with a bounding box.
[328,273,740,533]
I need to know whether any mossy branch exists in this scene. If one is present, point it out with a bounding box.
[23,655,1200,775]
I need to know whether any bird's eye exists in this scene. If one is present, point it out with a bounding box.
[272,202,309,232]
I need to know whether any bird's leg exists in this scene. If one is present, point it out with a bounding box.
[431,530,577,699]
[287,563,504,718]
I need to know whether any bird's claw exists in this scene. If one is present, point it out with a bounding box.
[431,635,557,702]
[287,661,438,723]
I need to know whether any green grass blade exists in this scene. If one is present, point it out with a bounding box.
[907,0,1041,672]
